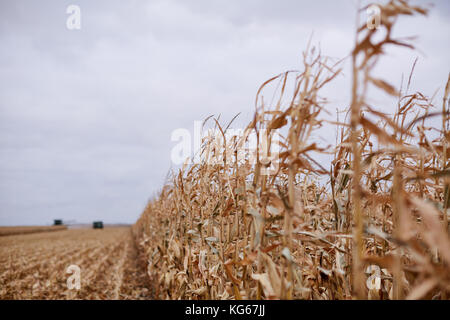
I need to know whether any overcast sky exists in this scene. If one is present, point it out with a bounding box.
[0,0,449,225]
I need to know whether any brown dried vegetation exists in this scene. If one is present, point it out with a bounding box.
[134,1,450,300]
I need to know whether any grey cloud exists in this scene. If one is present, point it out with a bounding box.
[0,0,448,225]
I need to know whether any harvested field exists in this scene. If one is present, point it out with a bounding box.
[0,227,152,299]
[0,226,67,237]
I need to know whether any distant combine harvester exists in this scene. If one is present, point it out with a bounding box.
[93,221,104,229]
[53,219,63,226]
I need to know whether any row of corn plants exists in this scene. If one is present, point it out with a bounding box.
[133,0,449,299]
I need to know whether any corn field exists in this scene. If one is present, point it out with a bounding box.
[0,226,67,237]
[133,0,450,300]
